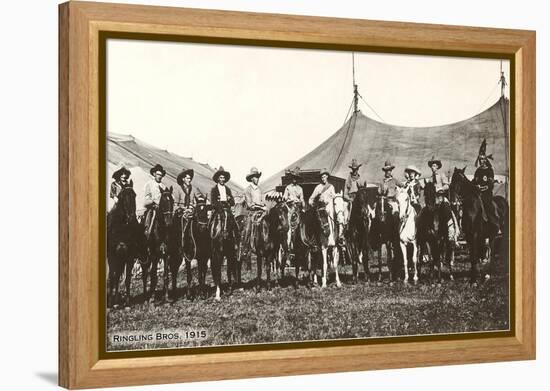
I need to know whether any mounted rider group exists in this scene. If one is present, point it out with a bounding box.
[107,138,507,306]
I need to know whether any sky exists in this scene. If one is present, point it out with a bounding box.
[107,39,510,188]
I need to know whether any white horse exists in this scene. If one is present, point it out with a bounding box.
[396,186,419,283]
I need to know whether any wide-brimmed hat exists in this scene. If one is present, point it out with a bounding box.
[348,159,362,170]
[150,164,166,177]
[287,166,301,179]
[212,166,231,182]
[404,165,422,176]
[246,167,262,182]
[382,160,395,171]
[112,165,131,181]
[428,156,442,169]
[177,168,194,186]
[320,168,330,178]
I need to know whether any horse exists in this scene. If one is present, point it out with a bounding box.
[297,199,341,288]
[417,182,455,284]
[333,193,352,273]
[395,186,419,283]
[369,194,400,283]
[140,187,174,303]
[167,205,198,302]
[106,183,140,308]
[191,201,212,299]
[209,205,238,300]
[347,187,375,283]
[266,202,290,287]
[449,167,508,282]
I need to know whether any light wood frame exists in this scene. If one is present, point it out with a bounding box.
[59,1,536,389]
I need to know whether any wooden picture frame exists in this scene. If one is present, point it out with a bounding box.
[59,1,536,389]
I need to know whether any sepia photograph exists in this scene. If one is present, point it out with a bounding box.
[105,38,511,352]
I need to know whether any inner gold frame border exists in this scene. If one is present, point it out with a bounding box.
[59,1,536,389]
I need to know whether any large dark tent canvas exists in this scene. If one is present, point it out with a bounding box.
[263,97,509,198]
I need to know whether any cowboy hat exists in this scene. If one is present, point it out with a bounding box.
[319,168,330,178]
[150,164,166,176]
[348,158,362,170]
[246,167,262,182]
[112,165,131,181]
[177,168,194,186]
[382,160,395,171]
[287,166,301,179]
[404,165,422,176]
[428,155,442,169]
[212,166,231,182]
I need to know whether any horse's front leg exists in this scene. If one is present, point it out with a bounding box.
[163,255,170,303]
[400,242,409,283]
[377,244,383,283]
[185,259,192,299]
[321,247,328,288]
[107,264,116,308]
[124,260,133,308]
[448,241,455,281]
[412,241,419,284]
[333,246,341,288]
[256,252,263,293]
[266,252,272,291]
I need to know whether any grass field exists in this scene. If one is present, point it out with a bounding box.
[106,243,509,352]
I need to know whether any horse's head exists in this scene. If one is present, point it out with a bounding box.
[270,202,289,234]
[158,186,174,226]
[333,194,348,227]
[423,180,436,208]
[351,187,374,227]
[117,184,137,224]
[396,186,411,220]
[450,166,469,200]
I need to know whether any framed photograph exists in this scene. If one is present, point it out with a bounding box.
[59,1,536,389]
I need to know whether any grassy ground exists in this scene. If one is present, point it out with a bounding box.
[106,243,509,351]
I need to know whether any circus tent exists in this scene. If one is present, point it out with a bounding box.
[107,133,243,212]
[262,96,510,199]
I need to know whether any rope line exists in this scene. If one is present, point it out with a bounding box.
[330,98,355,172]
[476,79,500,114]
[358,93,386,123]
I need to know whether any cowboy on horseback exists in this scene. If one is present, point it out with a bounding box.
[379,159,399,215]
[110,165,131,209]
[143,164,168,238]
[424,156,460,240]
[173,168,202,252]
[473,139,500,234]
[283,167,305,210]
[283,167,305,251]
[309,168,336,246]
[403,165,422,214]
[174,168,201,217]
[210,166,239,240]
[344,159,366,203]
[241,167,267,255]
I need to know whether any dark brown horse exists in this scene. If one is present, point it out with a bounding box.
[417,182,455,283]
[141,187,174,302]
[190,201,212,299]
[296,201,340,288]
[370,194,400,283]
[265,202,290,288]
[450,167,508,282]
[106,183,140,308]
[209,206,238,300]
[347,187,375,283]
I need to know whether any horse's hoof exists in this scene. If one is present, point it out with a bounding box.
[376,282,382,287]
[449,275,455,281]
[214,296,221,301]
[389,282,394,287]
[336,282,342,288]
[484,274,491,281]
